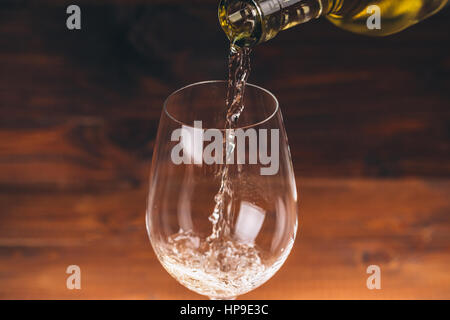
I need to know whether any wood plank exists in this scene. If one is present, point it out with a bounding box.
[1,3,448,177]
[0,178,448,299]
[0,1,449,300]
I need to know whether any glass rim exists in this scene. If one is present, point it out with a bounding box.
[163,80,279,130]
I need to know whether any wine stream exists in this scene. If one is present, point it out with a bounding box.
[207,44,251,242]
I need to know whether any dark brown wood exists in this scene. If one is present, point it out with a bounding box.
[0,1,449,299]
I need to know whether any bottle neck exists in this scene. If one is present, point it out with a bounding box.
[219,0,338,47]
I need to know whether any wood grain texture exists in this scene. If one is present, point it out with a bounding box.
[0,179,449,299]
[0,1,449,299]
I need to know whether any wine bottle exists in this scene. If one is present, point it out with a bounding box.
[219,0,448,46]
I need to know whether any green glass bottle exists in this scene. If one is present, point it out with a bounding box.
[219,0,449,47]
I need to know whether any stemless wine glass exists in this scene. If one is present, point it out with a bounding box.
[146,80,298,299]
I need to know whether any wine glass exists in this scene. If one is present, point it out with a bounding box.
[146,80,298,299]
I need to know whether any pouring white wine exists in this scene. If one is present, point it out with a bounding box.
[219,0,449,46]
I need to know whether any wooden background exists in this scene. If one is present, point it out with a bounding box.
[0,0,449,299]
